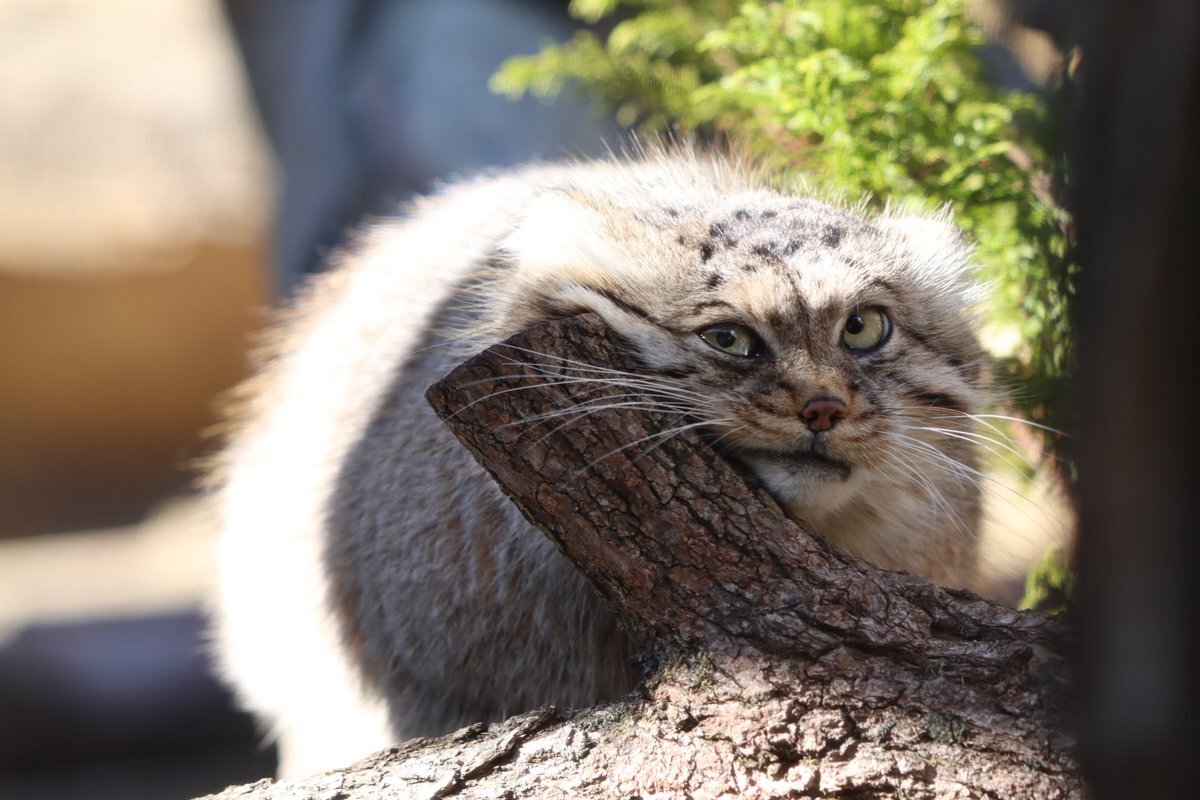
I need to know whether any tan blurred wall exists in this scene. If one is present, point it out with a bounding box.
[0,246,268,535]
[0,0,274,536]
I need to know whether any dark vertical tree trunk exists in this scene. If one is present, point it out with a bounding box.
[1072,1,1200,796]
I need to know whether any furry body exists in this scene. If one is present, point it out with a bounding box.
[212,153,989,777]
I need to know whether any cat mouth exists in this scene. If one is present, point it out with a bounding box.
[730,447,853,481]
[780,451,852,480]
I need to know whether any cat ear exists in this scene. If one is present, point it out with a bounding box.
[495,188,682,357]
[877,211,968,263]
[876,210,977,290]
[502,190,631,283]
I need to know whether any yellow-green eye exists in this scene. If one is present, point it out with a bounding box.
[699,323,762,357]
[842,307,891,351]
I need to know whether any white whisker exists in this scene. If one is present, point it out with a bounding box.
[888,425,1060,540]
[912,425,1041,474]
[877,440,973,538]
[578,417,737,474]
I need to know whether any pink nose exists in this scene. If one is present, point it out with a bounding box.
[801,397,847,432]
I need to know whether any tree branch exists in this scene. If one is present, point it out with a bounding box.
[203,313,1083,799]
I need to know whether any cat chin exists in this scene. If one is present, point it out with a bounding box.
[736,450,868,525]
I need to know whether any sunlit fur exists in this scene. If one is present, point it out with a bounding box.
[211,150,993,778]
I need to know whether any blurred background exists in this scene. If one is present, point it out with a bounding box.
[0,0,608,797]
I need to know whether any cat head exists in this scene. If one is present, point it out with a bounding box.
[491,167,989,560]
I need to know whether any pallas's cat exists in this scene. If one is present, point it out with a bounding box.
[211,153,989,777]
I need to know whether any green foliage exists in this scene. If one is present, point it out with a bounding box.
[1020,543,1075,613]
[493,0,1075,454]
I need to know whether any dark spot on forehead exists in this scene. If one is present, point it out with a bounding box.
[676,234,686,245]
[783,240,803,256]
[750,243,777,260]
[709,221,738,248]
[706,272,724,288]
[822,226,845,248]
[762,210,778,219]
[664,207,680,217]
[734,209,750,220]
[699,242,715,262]
[741,262,759,273]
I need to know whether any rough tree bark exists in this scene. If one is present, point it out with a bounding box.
[203,314,1083,799]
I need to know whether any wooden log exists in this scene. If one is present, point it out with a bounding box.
[202,313,1083,799]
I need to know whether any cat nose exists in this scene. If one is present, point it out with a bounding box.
[800,397,847,432]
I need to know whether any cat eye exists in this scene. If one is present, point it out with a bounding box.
[842,307,891,351]
[698,323,762,358]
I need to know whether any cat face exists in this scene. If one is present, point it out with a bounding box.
[494,175,988,569]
